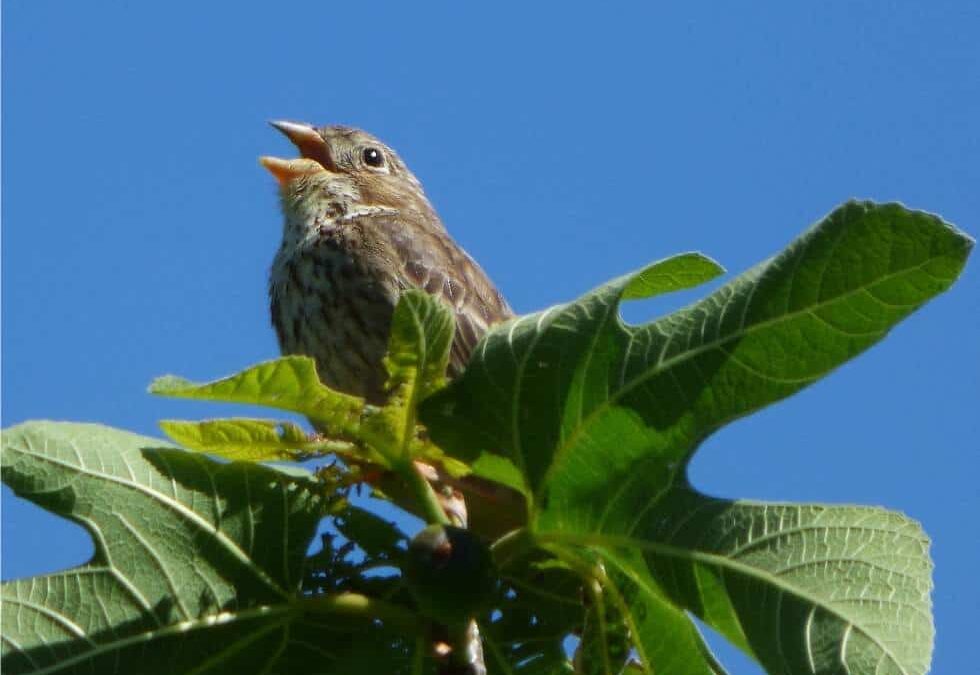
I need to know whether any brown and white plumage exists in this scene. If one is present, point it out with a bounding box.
[264,122,512,403]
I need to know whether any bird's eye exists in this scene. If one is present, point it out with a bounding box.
[362,147,385,168]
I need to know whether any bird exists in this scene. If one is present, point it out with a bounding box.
[262,123,515,675]
[262,121,513,405]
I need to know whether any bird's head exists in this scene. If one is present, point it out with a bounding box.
[261,121,438,241]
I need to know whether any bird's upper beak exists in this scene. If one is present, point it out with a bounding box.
[268,120,335,169]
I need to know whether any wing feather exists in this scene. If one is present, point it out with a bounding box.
[372,216,513,377]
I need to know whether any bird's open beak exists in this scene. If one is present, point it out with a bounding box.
[269,120,334,169]
[259,156,324,185]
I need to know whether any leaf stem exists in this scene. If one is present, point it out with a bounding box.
[489,527,534,570]
[403,460,451,526]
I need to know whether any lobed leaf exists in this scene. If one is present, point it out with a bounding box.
[421,201,970,674]
[547,492,934,675]
[423,202,972,505]
[361,289,456,464]
[159,418,313,461]
[149,356,364,438]
[384,288,455,400]
[0,422,425,674]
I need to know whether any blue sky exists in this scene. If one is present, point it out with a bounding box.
[3,2,978,672]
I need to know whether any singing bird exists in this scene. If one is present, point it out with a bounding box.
[263,121,513,404]
[263,123,516,675]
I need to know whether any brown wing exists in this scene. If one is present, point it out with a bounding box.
[375,216,513,377]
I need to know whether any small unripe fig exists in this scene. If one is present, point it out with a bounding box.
[404,524,496,624]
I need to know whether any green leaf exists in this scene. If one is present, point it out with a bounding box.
[422,202,971,502]
[149,293,462,477]
[547,492,934,675]
[0,421,423,674]
[422,202,970,674]
[563,547,728,675]
[159,418,314,461]
[619,252,725,300]
[574,571,633,675]
[149,356,364,438]
[157,417,387,470]
[362,290,455,467]
[483,543,729,675]
[481,554,582,674]
[384,288,455,400]
[334,505,407,559]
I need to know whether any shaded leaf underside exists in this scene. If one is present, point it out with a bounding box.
[0,422,420,674]
[548,492,933,675]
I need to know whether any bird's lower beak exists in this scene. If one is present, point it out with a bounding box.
[259,156,324,185]
[269,120,334,169]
